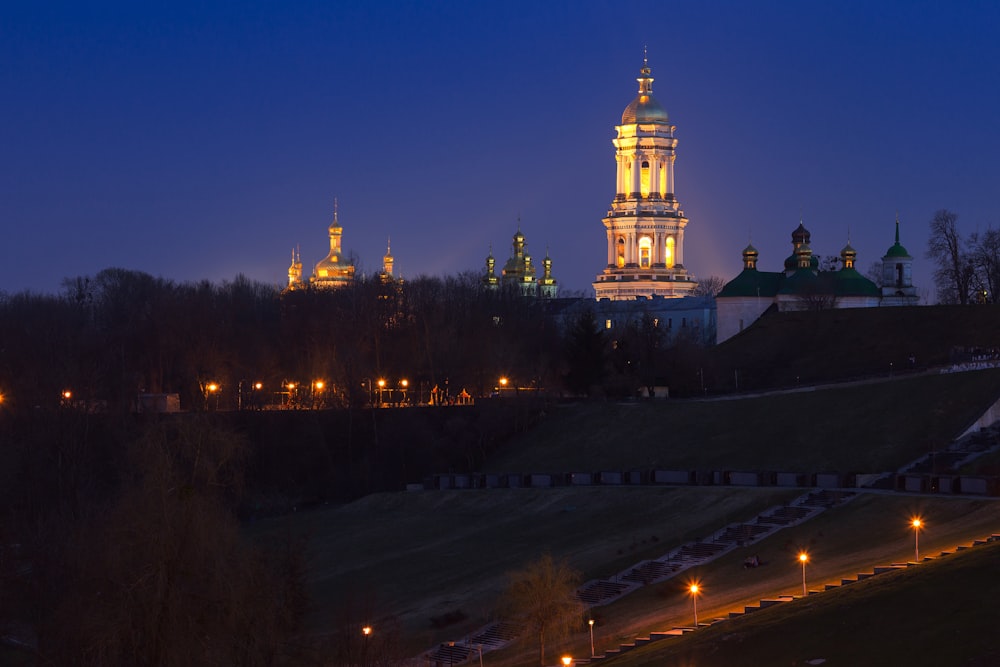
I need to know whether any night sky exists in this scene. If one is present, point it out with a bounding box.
[3,1,999,299]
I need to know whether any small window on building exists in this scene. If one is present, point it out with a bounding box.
[682,318,687,327]
[653,318,659,327]
[605,319,612,329]
[668,318,672,329]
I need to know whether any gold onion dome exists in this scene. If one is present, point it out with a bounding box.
[621,57,669,124]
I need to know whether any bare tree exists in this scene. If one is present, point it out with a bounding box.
[925,209,976,304]
[691,275,727,297]
[498,553,585,666]
[969,227,1000,303]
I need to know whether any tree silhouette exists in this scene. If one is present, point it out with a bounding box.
[499,553,585,666]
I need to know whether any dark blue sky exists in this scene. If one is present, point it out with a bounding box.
[3,0,999,298]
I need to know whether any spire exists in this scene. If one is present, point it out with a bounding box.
[895,211,901,244]
[637,49,654,94]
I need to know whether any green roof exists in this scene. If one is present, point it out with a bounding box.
[834,268,881,296]
[720,267,880,299]
[717,269,783,298]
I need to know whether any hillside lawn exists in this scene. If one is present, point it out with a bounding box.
[251,489,1000,666]
[603,536,1000,667]
[245,370,1000,664]
[486,369,1000,473]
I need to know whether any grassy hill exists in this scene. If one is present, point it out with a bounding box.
[703,304,1000,392]
[249,487,1000,666]
[486,369,1000,473]
[605,538,1000,667]
[242,369,1000,665]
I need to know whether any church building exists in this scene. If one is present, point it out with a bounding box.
[286,200,357,291]
[715,219,920,342]
[482,226,559,298]
[593,55,698,300]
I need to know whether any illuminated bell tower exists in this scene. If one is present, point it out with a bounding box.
[593,54,697,300]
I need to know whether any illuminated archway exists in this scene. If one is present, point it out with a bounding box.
[638,236,652,268]
[665,236,675,268]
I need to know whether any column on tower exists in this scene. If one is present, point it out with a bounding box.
[650,158,661,198]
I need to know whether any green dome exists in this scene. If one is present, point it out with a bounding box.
[885,242,910,258]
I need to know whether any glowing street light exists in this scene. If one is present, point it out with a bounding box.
[689,582,700,627]
[254,382,262,390]
[588,618,595,657]
[62,390,72,400]
[911,517,923,561]
[798,552,809,596]
[377,378,386,405]
[362,625,372,637]
[561,657,573,666]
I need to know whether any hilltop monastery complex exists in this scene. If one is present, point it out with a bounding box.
[284,56,919,344]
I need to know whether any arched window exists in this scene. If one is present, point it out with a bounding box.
[665,236,675,268]
[640,160,650,197]
[638,236,652,269]
[617,237,626,268]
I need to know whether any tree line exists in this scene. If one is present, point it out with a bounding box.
[0,268,708,413]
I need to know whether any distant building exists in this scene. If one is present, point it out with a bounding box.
[286,199,358,291]
[593,55,698,300]
[551,295,716,346]
[715,219,919,343]
[483,226,559,298]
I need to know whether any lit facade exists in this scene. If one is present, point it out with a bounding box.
[594,56,698,300]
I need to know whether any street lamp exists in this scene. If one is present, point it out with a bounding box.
[911,517,923,561]
[377,378,386,405]
[362,626,372,666]
[205,382,219,410]
[798,552,809,596]
[561,657,573,666]
[689,583,700,627]
[400,378,409,405]
[588,619,595,657]
[313,380,325,409]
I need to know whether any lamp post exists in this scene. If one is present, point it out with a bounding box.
[911,517,922,561]
[362,625,372,666]
[798,552,809,596]
[377,378,386,406]
[689,583,700,627]
[204,382,219,410]
[313,380,324,409]
[400,378,409,405]
[588,619,595,657]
